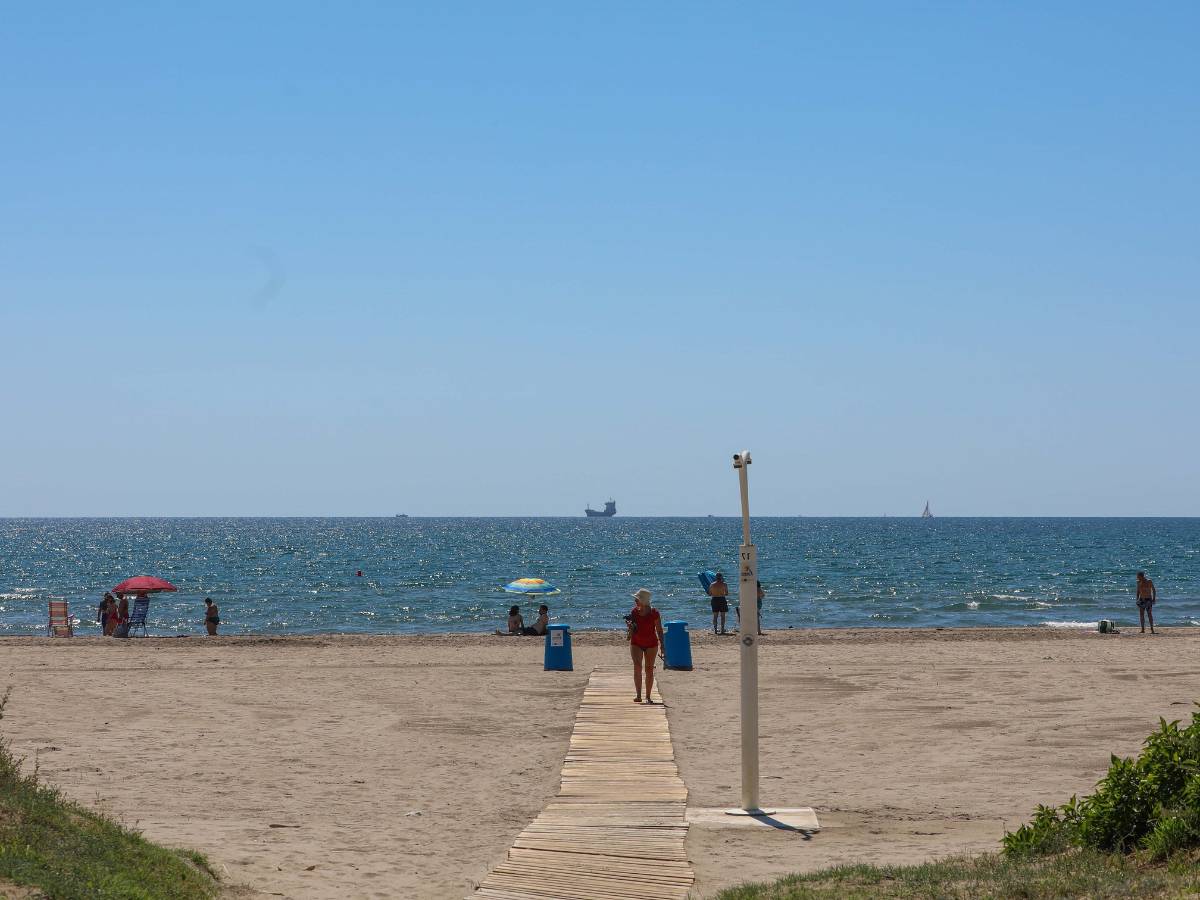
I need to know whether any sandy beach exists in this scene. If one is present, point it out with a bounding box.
[2,627,1198,898]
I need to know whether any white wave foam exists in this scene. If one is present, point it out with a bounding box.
[1042,620,1096,629]
[966,601,980,609]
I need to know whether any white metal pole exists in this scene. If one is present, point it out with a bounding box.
[729,451,770,815]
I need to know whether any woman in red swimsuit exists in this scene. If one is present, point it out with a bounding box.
[627,589,665,703]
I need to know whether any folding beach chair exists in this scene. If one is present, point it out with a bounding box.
[127,597,150,637]
[47,600,74,637]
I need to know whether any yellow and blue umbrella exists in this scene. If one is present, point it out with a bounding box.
[503,577,561,597]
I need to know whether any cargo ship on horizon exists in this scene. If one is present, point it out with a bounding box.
[585,500,617,518]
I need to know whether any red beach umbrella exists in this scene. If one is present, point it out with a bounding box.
[112,576,178,595]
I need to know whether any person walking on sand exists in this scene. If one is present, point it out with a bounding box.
[1136,572,1157,634]
[708,572,730,634]
[627,589,665,703]
[104,595,119,636]
[204,598,220,636]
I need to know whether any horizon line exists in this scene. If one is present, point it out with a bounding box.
[1,515,1197,520]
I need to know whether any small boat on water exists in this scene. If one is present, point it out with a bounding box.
[585,500,617,518]
[921,501,933,518]
[394,514,409,518]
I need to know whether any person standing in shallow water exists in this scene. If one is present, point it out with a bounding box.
[1136,572,1157,634]
[627,589,665,703]
[204,598,220,636]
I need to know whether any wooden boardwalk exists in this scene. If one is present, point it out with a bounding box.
[474,667,694,900]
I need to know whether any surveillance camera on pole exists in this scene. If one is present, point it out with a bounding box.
[728,450,772,816]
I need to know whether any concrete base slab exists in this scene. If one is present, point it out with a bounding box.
[687,807,820,832]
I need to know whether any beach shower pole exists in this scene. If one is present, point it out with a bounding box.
[729,450,771,816]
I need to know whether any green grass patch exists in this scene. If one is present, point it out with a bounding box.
[0,688,220,899]
[713,849,1200,899]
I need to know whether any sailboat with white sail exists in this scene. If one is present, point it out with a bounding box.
[921,501,933,518]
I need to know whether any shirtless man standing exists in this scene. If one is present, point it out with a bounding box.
[708,572,730,635]
[204,598,220,636]
[1136,572,1157,635]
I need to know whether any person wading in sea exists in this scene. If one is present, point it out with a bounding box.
[1136,571,1157,635]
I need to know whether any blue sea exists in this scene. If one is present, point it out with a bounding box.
[1,518,1197,636]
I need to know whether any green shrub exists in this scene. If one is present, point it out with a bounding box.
[1138,717,1200,803]
[1002,803,1073,857]
[1076,754,1159,852]
[1143,814,1197,861]
[1004,707,1200,859]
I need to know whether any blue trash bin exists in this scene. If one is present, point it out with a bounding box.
[544,624,573,671]
[663,620,693,671]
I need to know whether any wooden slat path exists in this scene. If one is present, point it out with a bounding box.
[474,667,693,900]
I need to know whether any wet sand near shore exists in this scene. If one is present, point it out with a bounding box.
[1,627,1196,898]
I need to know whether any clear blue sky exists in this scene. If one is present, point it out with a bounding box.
[2,3,1197,516]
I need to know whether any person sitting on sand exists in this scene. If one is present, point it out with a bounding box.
[523,604,550,636]
[496,604,524,635]
[708,572,729,634]
[1136,572,1157,635]
[204,598,220,636]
